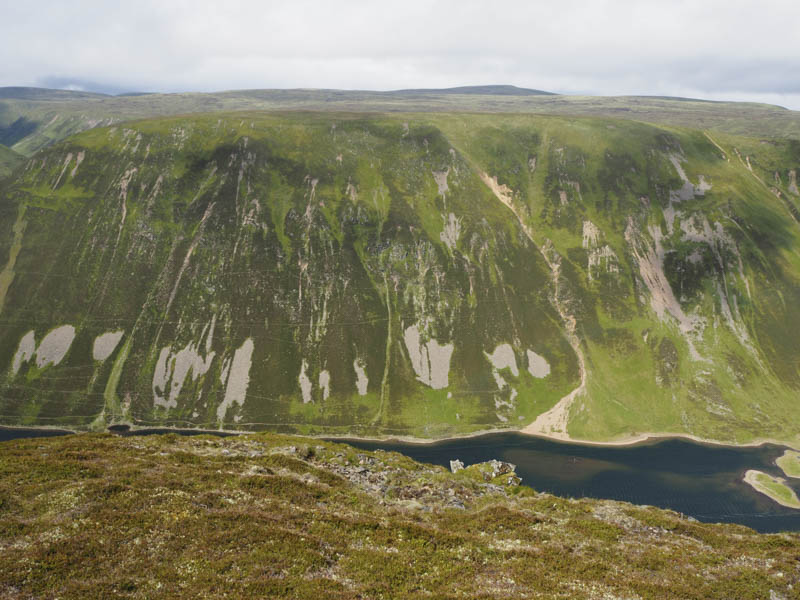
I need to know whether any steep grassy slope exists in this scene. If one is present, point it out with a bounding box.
[2,87,800,157]
[436,115,800,444]
[0,114,577,437]
[0,144,23,180]
[0,113,799,443]
[2,432,799,599]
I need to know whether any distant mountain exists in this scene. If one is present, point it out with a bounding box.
[392,84,556,96]
[0,87,110,100]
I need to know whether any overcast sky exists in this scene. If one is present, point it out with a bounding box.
[2,0,800,108]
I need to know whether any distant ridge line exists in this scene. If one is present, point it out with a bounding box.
[0,84,557,100]
[0,87,111,100]
[390,84,556,96]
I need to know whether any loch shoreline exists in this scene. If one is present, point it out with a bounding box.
[3,422,799,453]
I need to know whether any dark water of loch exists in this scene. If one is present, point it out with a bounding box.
[341,432,800,533]
[0,427,74,441]
[3,427,799,533]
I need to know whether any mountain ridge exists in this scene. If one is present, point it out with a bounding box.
[390,84,555,95]
[2,86,800,157]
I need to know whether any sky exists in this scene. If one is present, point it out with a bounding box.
[2,0,800,108]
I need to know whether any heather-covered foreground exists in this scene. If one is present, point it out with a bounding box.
[2,432,800,598]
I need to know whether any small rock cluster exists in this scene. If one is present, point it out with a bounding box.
[451,457,522,486]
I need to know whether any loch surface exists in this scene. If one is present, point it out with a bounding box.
[0,427,73,441]
[341,432,800,533]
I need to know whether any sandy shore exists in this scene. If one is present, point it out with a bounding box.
[320,427,800,451]
[3,422,799,452]
[0,425,78,435]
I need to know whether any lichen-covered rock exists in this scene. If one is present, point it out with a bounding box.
[450,459,465,473]
[461,459,521,486]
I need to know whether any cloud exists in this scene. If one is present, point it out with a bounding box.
[1,0,799,108]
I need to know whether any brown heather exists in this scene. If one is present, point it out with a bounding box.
[1,432,799,599]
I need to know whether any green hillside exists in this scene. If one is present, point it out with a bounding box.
[0,144,23,180]
[0,112,799,444]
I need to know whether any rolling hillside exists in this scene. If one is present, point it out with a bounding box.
[2,86,800,158]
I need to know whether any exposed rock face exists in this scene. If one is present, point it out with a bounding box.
[92,330,124,361]
[11,326,76,373]
[353,359,369,396]
[218,338,254,421]
[403,324,454,390]
[526,350,550,378]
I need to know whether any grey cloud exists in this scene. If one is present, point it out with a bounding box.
[1,0,799,108]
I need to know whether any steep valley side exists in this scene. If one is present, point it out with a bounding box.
[0,112,799,444]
